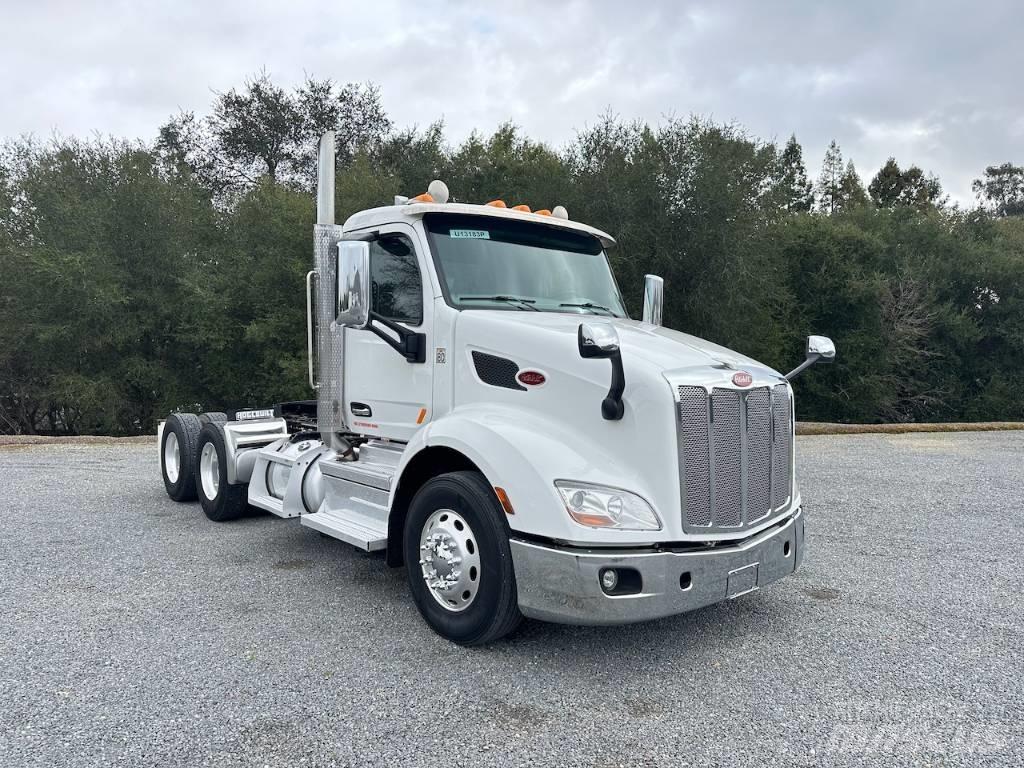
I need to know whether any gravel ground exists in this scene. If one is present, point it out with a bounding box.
[1,432,1022,767]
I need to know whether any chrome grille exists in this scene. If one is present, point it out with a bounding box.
[711,389,742,526]
[676,388,712,526]
[746,388,772,523]
[771,383,792,510]
[676,383,793,532]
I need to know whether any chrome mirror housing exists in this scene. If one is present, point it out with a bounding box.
[807,334,836,361]
[336,241,370,328]
[785,334,836,380]
[578,322,620,358]
[642,274,664,326]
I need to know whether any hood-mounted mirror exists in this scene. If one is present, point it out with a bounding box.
[785,335,836,380]
[578,323,625,420]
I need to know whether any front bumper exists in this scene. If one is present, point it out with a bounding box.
[510,509,804,625]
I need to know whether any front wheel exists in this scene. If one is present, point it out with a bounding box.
[403,471,523,645]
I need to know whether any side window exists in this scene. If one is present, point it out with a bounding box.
[370,235,422,324]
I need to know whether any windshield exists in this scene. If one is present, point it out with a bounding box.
[424,213,628,317]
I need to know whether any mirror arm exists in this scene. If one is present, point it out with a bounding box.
[784,353,822,381]
[602,352,626,420]
[367,311,426,363]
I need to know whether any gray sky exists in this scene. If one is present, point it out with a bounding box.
[2,0,1021,204]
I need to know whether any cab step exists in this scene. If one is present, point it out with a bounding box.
[301,508,387,551]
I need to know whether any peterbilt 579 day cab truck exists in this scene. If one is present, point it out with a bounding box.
[158,132,836,645]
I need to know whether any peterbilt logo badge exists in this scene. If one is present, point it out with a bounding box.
[517,370,546,387]
[732,371,753,387]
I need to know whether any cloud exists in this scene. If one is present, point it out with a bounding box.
[2,0,1020,203]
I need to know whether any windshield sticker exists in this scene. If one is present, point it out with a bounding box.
[449,229,490,239]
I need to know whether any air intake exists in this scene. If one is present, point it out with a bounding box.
[472,352,526,391]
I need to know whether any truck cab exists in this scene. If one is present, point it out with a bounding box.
[157,132,835,645]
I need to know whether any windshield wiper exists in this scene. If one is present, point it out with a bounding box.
[559,302,617,316]
[461,295,540,311]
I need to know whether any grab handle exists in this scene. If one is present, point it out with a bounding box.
[306,270,318,390]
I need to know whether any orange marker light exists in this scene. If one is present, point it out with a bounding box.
[511,204,531,212]
[410,193,434,203]
[534,209,552,216]
[494,486,515,515]
[485,199,507,208]
[415,408,427,424]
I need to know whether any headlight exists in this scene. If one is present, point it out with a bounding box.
[555,481,661,531]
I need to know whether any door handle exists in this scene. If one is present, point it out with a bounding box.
[350,402,372,417]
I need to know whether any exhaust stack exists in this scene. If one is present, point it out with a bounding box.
[317,132,335,225]
[312,131,348,448]
[642,274,664,326]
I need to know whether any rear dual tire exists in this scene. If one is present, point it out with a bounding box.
[161,413,202,501]
[195,422,248,522]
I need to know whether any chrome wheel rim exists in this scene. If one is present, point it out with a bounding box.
[418,508,481,612]
[164,432,180,483]
[199,442,219,500]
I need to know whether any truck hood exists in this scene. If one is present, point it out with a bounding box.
[459,310,783,380]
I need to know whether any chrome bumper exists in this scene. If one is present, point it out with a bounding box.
[510,510,804,625]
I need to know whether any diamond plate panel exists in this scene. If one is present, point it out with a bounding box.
[745,388,772,523]
[315,224,346,436]
[677,386,711,527]
[711,389,742,527]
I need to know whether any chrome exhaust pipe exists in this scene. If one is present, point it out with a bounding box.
[642,274,664,326]
[316,132,335,225]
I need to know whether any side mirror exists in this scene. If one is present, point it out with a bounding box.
[807,334,836,361]
[785,334,836,380]
[337,241,370,328]
[642,274,664,326]
[578,323,625,420]
[578,322,620,358]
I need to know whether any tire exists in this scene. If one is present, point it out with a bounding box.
[161,413,201,501]
[199,411,227,425]
[195,422,248,522]
[404,471,523,645]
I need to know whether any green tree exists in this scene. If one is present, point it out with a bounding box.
[816,140,844,214]
[4,73,1024,432]
[0,136,217,433]
[868,158,904,207]
[838,160,868,210]
[778,135,814,212]
[972,162,1024,216]
[869,158,944,209]
[158,72,391,195]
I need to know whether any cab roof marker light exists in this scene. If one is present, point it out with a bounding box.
[427,180,449,204]
[485,199,507,208]
[512,204,531,213]
[409,192,434,203]
[534,209,552,216]
[552,205,569,220]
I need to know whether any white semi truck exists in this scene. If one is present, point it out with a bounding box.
[158,132,835,645]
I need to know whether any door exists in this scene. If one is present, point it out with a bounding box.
[343,224,433,442]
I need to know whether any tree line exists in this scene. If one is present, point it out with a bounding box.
[1,73,1022,434]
